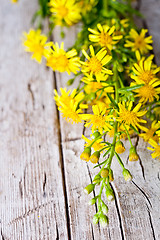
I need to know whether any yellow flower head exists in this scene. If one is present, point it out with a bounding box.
[81,102,113,133]
[125,28,153,54]
[131,81,160,104]
[131,58,160,85]
[81,45,113,78]
[148,139,160,160]
[140,121,160,143]
[117,102,147,131]
[49,0,81,26]
[45,42,80,74]
[23,29,47,63]
[156,122,160,137]
[54,88,87,124]
[88,24,123,50]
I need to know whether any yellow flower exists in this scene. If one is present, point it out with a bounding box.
[82,135,106,152]
[88,24,123,50]
[117,102,147,131]
[80,147,91,162]
[81,45,113,78]
[54,88,87,124]
[45,42,80,74]
[148,139,160,160]
[49,0,81,26]
[125,29,153,54]
[140,121,160,143]
[23,29,47,63]
[131,58,160,85]
[131,81,160,104]
[81,103,113,133]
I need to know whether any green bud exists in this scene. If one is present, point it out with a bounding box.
[109,169,114,182]
[99,213,109,227]
[93,213,99,225]
[122,54,127,62]
[84,184,95,194]
[101,201,108,215]
[93,174,101,184]
[88,92,97,101]
[129,146,139,162]
[88,196,98,205]
[106,188,115,201]
[60,30,65,39]
[117,63,124,72]
[67,78,74,86]
[91,131,101,139]
[80,147,91,162]
[122,168,132,181]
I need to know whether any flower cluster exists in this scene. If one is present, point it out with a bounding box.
[22,0,160,227]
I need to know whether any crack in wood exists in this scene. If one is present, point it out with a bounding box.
[56,222,59,240]
[27,83,35,109]
[157,172,160,181]
[43,171,47,197]
[134,135,145,180]
[131,181,152,208]
[53,71,71,240]
[90,223,95,240]
[19,178,23,198]
[146,204,156,240]
[8,199,55,226]
[1,228,5,240]
[111,183,125,240]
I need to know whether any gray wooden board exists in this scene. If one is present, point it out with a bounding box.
[0,0,160,239]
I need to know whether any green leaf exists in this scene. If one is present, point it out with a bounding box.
[130,125,140,134]
[118,84,144,93]
[107,93,119,109]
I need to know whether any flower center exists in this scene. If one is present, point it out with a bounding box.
[56,54,69,68]
[120,110,137,125]
[139,70,153,83]
[140,85,155,99]
[135,36,145,49]
[99,32,112,47]
[87,57,102,73]
[58,6,68,18]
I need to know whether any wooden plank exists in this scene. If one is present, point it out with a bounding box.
[53,1,160,239]
[0,1,68,239]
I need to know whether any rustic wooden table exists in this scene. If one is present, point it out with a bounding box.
[0,0,160,239]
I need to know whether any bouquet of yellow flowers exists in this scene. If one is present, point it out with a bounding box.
[15,0,160,226]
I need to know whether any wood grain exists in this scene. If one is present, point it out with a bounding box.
[0,0,160,239]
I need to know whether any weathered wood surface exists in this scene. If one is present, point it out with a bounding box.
[0,0,160,240]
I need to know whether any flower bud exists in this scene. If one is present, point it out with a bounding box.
[100,168,109,178]
[80,147,91,162]
[67,78,74,86]
[109,169,114,182]
[91,131,101,139]
[99,213,109,227]
[101,201,108,215]
[115,140,125,154]
[122,168,132,181]
[88,92,97,101]
[106,188,115,201]
[88,196,98,205]
[84,184,95,194]
[90,151,100,164]
[129,146,139,161]
[93,213,99,225]
[93,174,101,184]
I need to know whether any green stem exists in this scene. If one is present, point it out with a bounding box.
[103,0,108,12]
[115,152,125,169]
[123,124,133,147]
